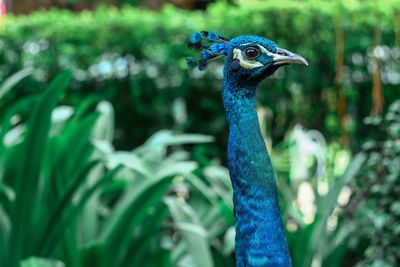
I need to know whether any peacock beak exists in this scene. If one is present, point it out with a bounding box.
[272,48,308,66]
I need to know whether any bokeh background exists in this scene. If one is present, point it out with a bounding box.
[0,0,399,266]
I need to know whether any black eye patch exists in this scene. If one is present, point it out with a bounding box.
[230,59,241,71]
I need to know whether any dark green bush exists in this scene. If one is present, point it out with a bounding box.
[0,1,399,160]
[348,100,400,267]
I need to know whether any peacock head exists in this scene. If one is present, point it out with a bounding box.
[187,31,308,86]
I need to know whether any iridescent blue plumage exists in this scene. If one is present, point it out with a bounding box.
[190,32,203,44]
[188,32,308,267]
[207,31,218,41]
[211,43,227,54]
[187,31,229,69]
[186,57,195,69]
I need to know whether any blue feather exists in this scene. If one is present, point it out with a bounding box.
[211,43,227,54]
[201,50,210,61]
[186,57,195,69]
[207,31,218,41]
[187,31,230,70]
[190,32,203,44]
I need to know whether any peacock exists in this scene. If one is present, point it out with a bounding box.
[187,31,308,267]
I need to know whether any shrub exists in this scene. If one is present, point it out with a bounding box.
[0,1,399,158]
[348,100,400,267]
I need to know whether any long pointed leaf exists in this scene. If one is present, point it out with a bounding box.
[35,160,100,253]
[0,67,33,101]
[165,197,214,267]
[41,166,123,256]
[101,174,174,266]
[8,71,71,266]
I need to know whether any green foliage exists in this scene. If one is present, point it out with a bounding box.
[0,0,399,159]
[349,100,400,267]
[0,73,234,266]
[20,257,64,267]
[271,132,366,267]
[0,68,33,101]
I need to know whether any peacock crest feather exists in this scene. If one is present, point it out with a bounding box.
[186,31,229,70]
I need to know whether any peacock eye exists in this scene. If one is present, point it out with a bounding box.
[243,47,260,60]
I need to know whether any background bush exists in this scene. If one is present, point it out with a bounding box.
[0,0,399,160]
[349,101,400,267]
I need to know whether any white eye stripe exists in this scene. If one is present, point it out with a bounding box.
[233,48,263,69]
[256,44,274,56]
[240,43,274,56]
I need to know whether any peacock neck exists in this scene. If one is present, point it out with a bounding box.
[222,79,292,267]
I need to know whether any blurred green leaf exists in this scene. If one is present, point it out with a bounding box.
[19,257,64,267]
[9,71,71,266]
[40,165,123,256]
[165,197,214,267]
[101,172,174,265]
[144,130,214,148]
[0,68,33,101]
